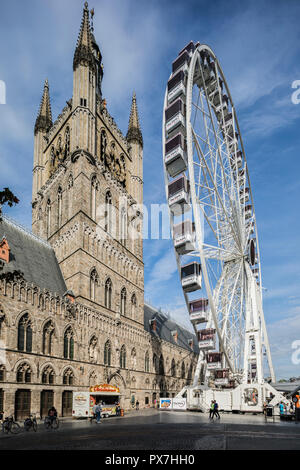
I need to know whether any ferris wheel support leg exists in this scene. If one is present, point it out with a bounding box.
[193,351,206,386]
[255,285,276,383]
[243,263,264,385]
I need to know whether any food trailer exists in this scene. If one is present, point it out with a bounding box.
[72,384,121,418]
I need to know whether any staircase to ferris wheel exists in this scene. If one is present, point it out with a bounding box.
[162,40,287,414]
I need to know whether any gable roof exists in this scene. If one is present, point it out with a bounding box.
[144,303,199,354]
[0,215,67,296]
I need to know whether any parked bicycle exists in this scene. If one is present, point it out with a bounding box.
[24,414,37,432]
[2,415,21,434]
[44,415,59,429]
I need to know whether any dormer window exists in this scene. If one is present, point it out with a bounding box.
[188,338,194,349]
[0,237,10,263]
[172,330,178,343]
[150,319,157,332]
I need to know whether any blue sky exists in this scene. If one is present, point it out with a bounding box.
[0,0,300,379]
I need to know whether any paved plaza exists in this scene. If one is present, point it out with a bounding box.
[1,409,300,450]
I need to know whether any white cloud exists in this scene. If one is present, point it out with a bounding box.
[146,249,177,292]
[268,312,300,379]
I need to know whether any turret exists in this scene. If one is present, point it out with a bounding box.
[33,79,52,201]
[72,2,103,154]
[127,92,143,204]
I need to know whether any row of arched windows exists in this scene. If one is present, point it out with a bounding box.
[15,315,192,378]
[46,175,73,238]
[17,314,74,359]
[90,178,127,246]
[45,175,127,244]
[152,354,192,379]
[89,272,137,316]
[7,363,74,385]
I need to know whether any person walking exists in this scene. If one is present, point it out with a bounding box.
[209,401,215,419]
[136,400,139,411]
[92,402,97,422]
[95,402,102,424]
[213,401,220,419]
[48,406,58,425]
[263,401,267,416]
[279,401,285,417]
[115,401,121,417]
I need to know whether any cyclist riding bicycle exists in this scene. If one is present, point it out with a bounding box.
[48,406,57,425]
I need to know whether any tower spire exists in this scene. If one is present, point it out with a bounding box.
[34,79,52,135]
[126,92,143,147]
[73,1,95,71]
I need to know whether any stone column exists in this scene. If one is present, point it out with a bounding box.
[31,388,41,418]
[3,386,15,417]
[54,388,63,416]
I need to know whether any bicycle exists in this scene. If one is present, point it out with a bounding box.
[44,415,59,430]
[2,415,21,434]
[24,414,37,432]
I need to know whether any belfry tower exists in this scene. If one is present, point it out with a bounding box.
[31,2,144,326]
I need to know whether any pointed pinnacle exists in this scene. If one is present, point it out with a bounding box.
[34,79,52,135]
[127,92,143,147]
[73,2,95,71]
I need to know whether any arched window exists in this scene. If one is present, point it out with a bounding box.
[57,187,62,228]
[91,176,99,220]
[46,199,51,238]
[120,207,127,246]
[104,340,111,366]
[18,313,32,352]
[16,363,32,383]
[171,358,176,377]
[105,278,112,309]
[181,361,185,379]
[159,354,164,375]
[187,362,193,381]
[145,351,150,373]
[90,268,99,302]
[63,368,74,385]
[41,366,55,384]
[120,345,126,368]
[100,130,107,162]
[131,294,137,319]
[105,191,112,233]
[120,288,126,316]
[153,354,158,374]
[63,327,74,360]
[42,320,55,355]
[159,379,165,393]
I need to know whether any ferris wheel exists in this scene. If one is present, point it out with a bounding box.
[163,41,275,388]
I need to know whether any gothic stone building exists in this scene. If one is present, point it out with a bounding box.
[0,2,198,419]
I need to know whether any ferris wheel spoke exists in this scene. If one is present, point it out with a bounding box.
[192,128,241,250]
[220,260,243,340]
[200,76,243,253]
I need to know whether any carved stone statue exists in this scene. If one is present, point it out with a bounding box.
[89,336,98,363]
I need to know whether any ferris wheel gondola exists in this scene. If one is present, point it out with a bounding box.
[162,41,275,388]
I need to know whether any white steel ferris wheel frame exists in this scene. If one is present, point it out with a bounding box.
[163,43,275,387]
